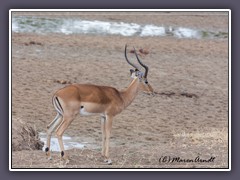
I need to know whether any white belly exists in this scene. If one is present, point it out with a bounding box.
[79,107,96,116]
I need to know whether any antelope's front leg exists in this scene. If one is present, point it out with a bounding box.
[104,115,113,165]
[100,115,106,157]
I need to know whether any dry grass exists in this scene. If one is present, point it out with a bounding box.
[12,118,44,151]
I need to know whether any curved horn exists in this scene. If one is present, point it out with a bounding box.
[124,44,139,70]
[133,47,149,78]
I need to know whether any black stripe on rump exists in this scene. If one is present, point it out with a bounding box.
[56,97,64,113]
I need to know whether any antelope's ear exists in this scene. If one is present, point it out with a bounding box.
[130,69,135,75]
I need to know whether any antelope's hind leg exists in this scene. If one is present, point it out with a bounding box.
[45,113,62,160]
[55,113,76,162]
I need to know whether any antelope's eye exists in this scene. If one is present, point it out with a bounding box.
[145,81,148,84]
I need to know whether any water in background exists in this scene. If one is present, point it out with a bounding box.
[12,16,228,39]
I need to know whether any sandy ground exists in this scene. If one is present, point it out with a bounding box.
[11,11,229,169]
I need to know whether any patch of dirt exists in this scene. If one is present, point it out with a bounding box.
[155,91,199,99]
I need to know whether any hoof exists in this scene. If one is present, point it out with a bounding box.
[45,150,51,160]
[104,159,112,165]
[60,153,69,163]
[65,159,70,164]
[60,151,68,160]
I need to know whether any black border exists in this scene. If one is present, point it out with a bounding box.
[10,9,230,171]
[1,0,239,179]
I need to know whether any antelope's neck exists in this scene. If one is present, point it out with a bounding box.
[120,77,140,108]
